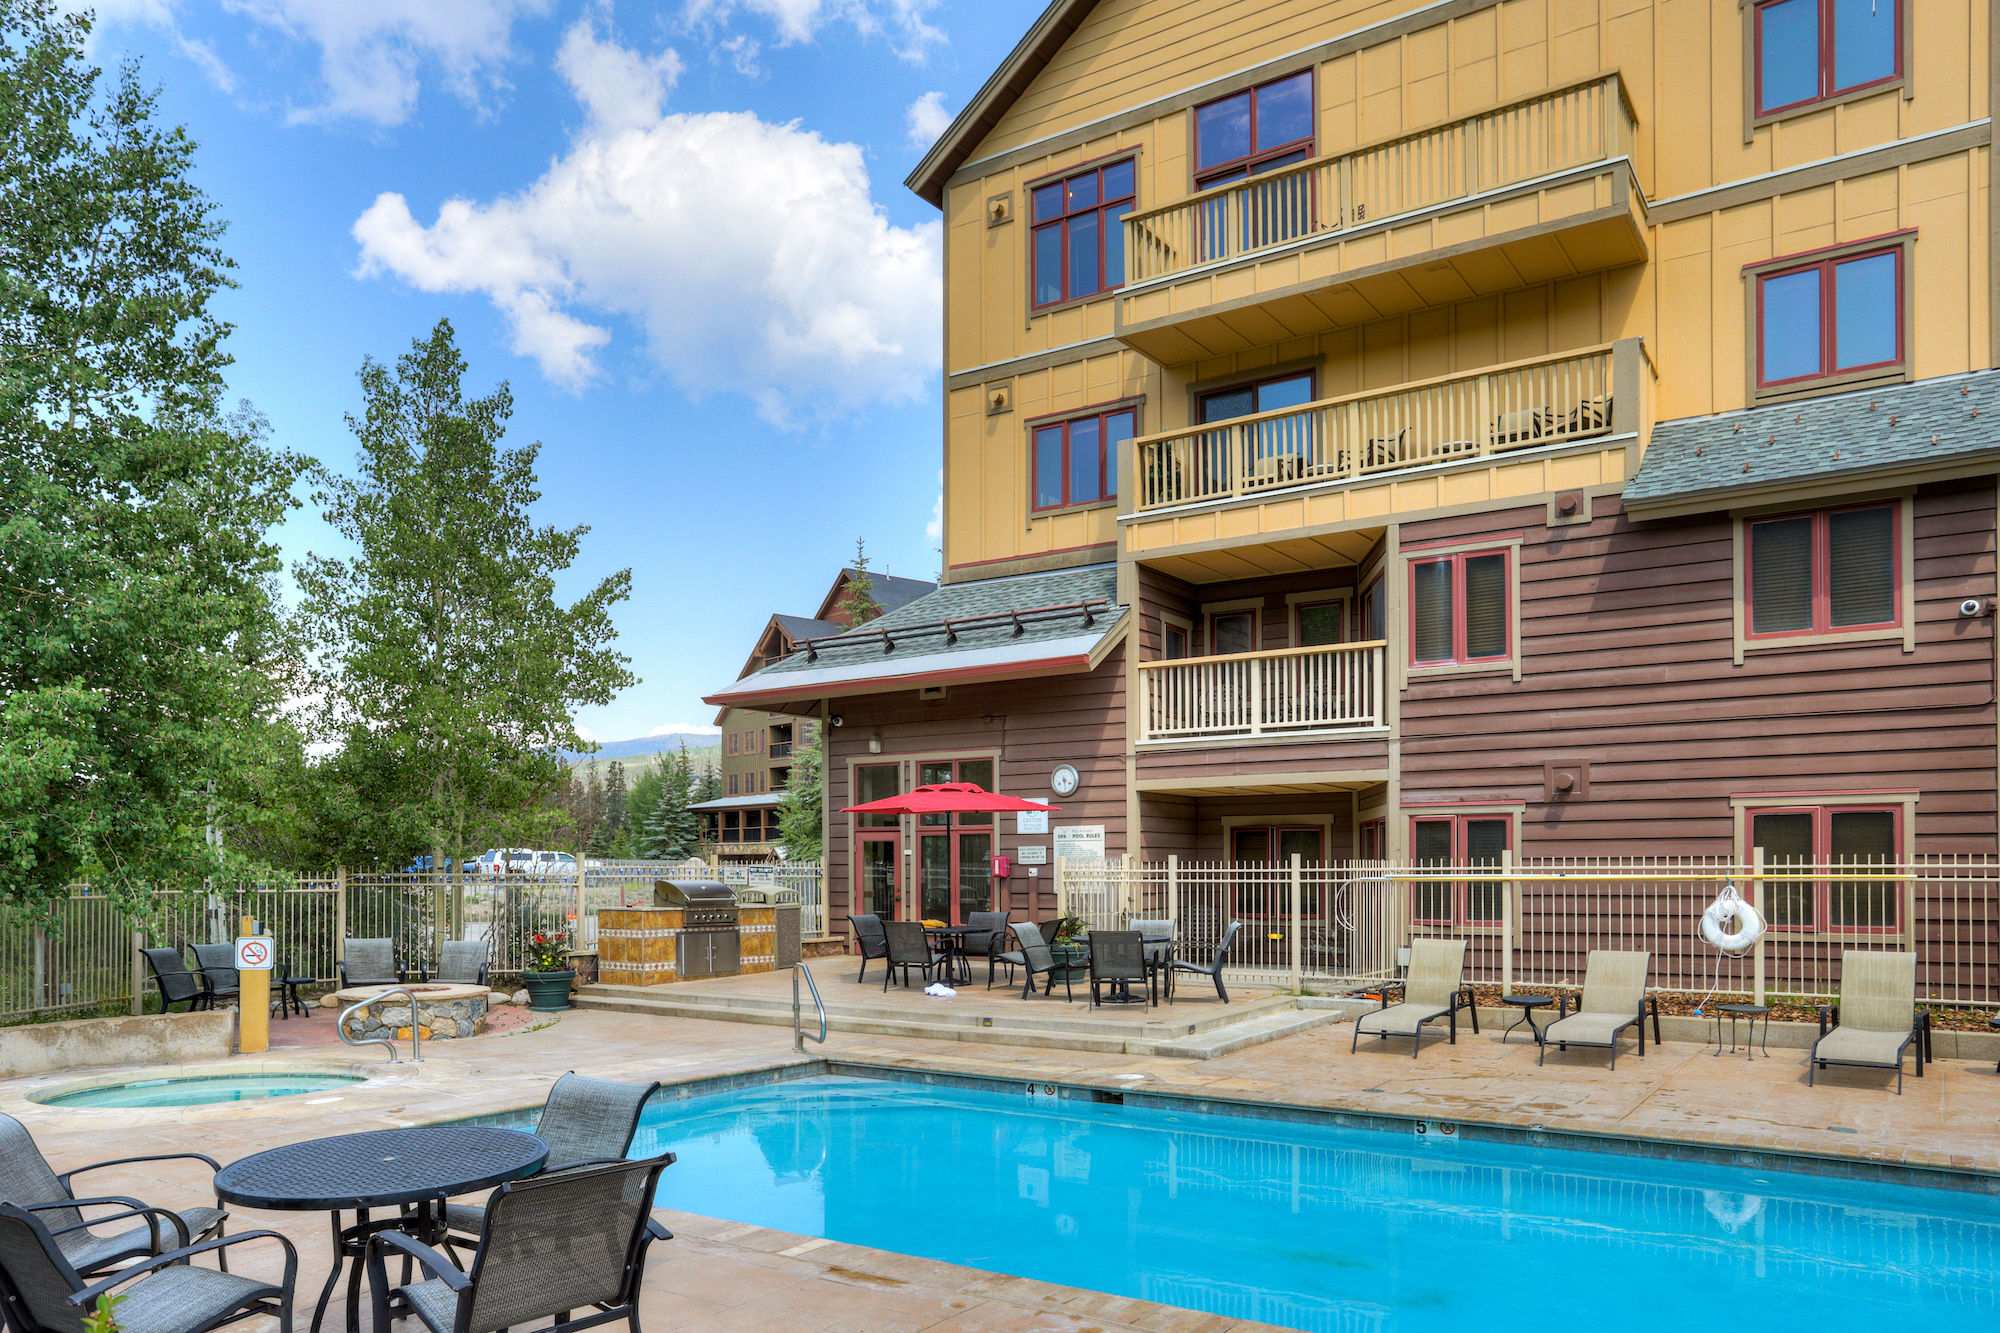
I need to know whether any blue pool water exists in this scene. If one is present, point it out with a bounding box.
[525,1075,1999,1333]
[37,1073,365,1108]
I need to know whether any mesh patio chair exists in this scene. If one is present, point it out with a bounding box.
[881,921,943,992]
[849,915,890,984]
[961,912,1011,984]
[1129,918,1176,1002]
[1088,932,1148,1011]
[1810,951,1929,1094]
[369,1155,675,1333]
[1538,950,1660,1070]
[188,944,240,1009]
[139,949,207,1014]
[340,939,405,988]
[1169,921,1243,1004]
[1351,938,1475,1057]
[1010,923,1073,1002]
[0,1114,230,1278]
[434,941,490,987]
[441,1074,660,1252]
[0,1202,294,1333]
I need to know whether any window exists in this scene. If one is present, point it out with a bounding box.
[1409,814,1509,925]
[1033,406,1135,509]
[1749,803,1902,932]
[726,732,738,756]
[919,758,995,827]
[1164,623,1190,659]
[1756,244,1902,390]
[1295,599,1345,647]
[1199,372,1315,424]
[853,763,900,829]
[1409,549,1510,667]
[1754,0,1900,117]
[1209,608,1256,655]
[1358,818,1386,861]
[727,773,738,796]
[1194,70,1315,188]
[1032,158,1136,307]
[1747,504,1897,638]
[722,811,740,843]
[1228,825,1324,919]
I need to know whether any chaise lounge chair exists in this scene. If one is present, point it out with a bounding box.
[1538,950,1660,1069]
[1351,938,1476,1057]
[1810,950,1929,1094]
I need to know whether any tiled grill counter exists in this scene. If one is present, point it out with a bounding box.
[597,907,683,986]
[739,907,775,975]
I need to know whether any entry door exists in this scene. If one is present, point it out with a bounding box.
[857,832,900,920]
[918,831,995,924]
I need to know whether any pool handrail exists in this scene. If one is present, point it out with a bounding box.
[338,985,425,1063]
[793,964,827,1052]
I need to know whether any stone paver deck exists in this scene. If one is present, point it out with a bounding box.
[4,997,1995,1333]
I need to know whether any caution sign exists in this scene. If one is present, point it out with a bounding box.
[235,937,273,970]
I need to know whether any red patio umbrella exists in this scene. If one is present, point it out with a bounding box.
[839,782,1061,815]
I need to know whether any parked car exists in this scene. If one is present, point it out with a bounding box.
[472,848,578,879]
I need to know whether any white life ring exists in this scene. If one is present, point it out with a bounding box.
[1700,883,1765,955]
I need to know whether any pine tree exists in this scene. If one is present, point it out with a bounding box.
[641,743,701,860]
[696,758,721,804]
[776,732,823,861]
[834,538,884,625]
[604,760,628,836]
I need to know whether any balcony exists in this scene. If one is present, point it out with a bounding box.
[769,741,793,759]
[1130,344,1627,514]
[1139,641,1385,742]
[1115,75,1647,361]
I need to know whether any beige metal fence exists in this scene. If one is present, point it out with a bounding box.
[1057,854,2000,1007]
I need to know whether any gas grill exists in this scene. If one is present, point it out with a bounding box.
[653,879,741,979]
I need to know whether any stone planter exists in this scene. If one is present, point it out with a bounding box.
[332,983,488,1040]
[1049,942,1090,984]
[522,970,575,1011]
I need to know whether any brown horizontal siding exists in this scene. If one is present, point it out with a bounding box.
[1399,483,2000,856]
[1136,737,1391,783]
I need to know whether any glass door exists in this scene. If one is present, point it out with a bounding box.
[857,832,900,920]
[918,830,995,924]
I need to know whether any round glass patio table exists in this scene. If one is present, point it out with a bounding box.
[216,1125,547,1333]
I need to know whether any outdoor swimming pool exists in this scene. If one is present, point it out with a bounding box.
[35,1072,366,1108]
[509,1074,1999,1332]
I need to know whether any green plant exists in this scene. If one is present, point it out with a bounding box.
[83,1293,123,1333]
[524,927,571,973]
[1051,914,1088,946]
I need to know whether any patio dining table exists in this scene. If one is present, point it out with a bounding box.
[924,925,977,985]
[215,1125,547,1333]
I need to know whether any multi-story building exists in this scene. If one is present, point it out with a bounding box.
[708,0,2000,935]
[699,568,935,858]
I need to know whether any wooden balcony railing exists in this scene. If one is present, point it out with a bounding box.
[1123,74,1638,284]
[1129,344,1620,512]
[1140,642,1386,741]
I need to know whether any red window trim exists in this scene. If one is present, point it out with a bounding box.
[1753,0,1904,119]
[1407,814,1510,927]
[1745,802,1904,934]
[1744,501,1901,640]
[1407,548,1512,667]
[916,757,998,828]
[1030,156,1137,310]
[1031,404,1136,512]
[1192,69,1317,189]
[1196,368,1319,424]
[1207,606,1259,656]
[1293,597,1348,647]
[1754,243,1905,389]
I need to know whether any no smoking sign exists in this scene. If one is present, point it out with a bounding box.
[235,937,273,970]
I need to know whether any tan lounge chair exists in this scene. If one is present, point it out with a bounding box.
[1810,950,1930,1094]
[1351,938,1476,1057]
[1538,950,1660,1069]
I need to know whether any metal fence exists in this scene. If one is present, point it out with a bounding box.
[1056,853,2000,1008]
[2,856,827,1023]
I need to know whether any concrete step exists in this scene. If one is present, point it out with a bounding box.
[1150,1007,1349,1058]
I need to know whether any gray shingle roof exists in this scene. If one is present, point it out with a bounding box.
[1627,371,2000,511]
[757,563,1120,678]
[772,614,844,643]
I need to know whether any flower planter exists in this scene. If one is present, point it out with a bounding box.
[1049,942,1090,985]
[522,969,575,1012]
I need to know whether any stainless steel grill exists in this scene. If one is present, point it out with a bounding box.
[655,880,741,979]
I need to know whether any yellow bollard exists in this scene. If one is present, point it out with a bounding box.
[237,914,272,1055]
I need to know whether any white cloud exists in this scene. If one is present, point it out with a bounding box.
[574,723,600,743]
[219,0,552,126]
[905,90,949,149]
[353,15,941,422]
[681,0,942,61]
[648,723,722,737]
[712,33,762,77]
[63,0,236,91]
[925,468,942,543]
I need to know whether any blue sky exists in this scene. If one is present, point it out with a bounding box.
[74,0,1041,743]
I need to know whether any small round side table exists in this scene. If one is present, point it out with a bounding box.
[1499,994,1553,1044]
[1714,1002,1771,1060]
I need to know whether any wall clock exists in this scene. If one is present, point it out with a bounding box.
[1050,764,1080,798]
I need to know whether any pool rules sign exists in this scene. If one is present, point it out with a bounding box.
[237,923,275,1054]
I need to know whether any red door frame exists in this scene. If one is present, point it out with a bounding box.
[854,830,902,924]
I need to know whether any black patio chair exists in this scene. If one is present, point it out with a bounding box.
[340,938,406,988]
[439,1072,659,1254]
[1169,921,1243,1004]
[189,943,241,1009]
[1130,918,1177,1002]
[369,1156,675,1333]
[434,940,490,987]
[0,1113,231,1277]
[1011,923,1074,1003]
[961,911,1011,984]
[850,914,891,983]
[988,922,1029,990]
[0,1203,295,1333]
[881,920,943,991]
[1088,931,1149,1011]
[139,947,207,1014]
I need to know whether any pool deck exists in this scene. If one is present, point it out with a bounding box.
[6,994,1998,1333]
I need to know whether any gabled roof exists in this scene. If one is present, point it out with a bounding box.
[813,568,938,621]
[904,0,1102,207]
[773,614,844,643]
[1626,371,2000,518]
[706,564,1125,708]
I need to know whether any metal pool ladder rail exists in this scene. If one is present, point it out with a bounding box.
[338,986,424,1063]
[793,963,827,1052]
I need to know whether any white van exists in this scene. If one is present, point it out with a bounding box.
[473,848,578,879]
